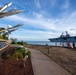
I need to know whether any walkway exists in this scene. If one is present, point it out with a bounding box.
[28,48,72,75]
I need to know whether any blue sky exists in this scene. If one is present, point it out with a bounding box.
[0,0,76,41]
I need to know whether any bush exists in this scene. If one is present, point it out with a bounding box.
[15,47,25,54]
[25,51,31,58]
[2,47,31,60]
[12,47,26,59]
[13,51,23,59]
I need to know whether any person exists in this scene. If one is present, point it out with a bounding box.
[55,42,57,46]
[67,42,71,48]
[73,42,75,48]
[46,43,48,46]
[60,42,62,47]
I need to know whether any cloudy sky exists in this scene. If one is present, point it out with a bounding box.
[0,0,76,41]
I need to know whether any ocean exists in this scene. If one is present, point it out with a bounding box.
[26,41,75,47]
[26,41,55,46]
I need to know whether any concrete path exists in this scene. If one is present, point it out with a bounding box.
[28,48,72,75]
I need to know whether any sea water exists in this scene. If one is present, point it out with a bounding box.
[26,41,55,45]
[26,41,73,47]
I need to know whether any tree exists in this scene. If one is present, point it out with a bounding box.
[10,38,18,44]
[0,27,5,31]
[0,27,8,40]
[21,40,24,45]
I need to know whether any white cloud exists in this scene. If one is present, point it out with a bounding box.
[1,10,76,41]
[3,14,56,30]
[9,29,58,41]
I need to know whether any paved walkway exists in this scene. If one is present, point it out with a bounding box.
[28,48,72,75]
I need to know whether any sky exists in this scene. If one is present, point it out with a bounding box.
[0,0,76,41]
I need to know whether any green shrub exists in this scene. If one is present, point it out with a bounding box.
[13,51,23,59]
[15,47,25,55]
[2,47,31,60]
[12,47,26,59]
[20,48,25,54]
[25,51,31,58]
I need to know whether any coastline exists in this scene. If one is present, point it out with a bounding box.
[26,41,76,48]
